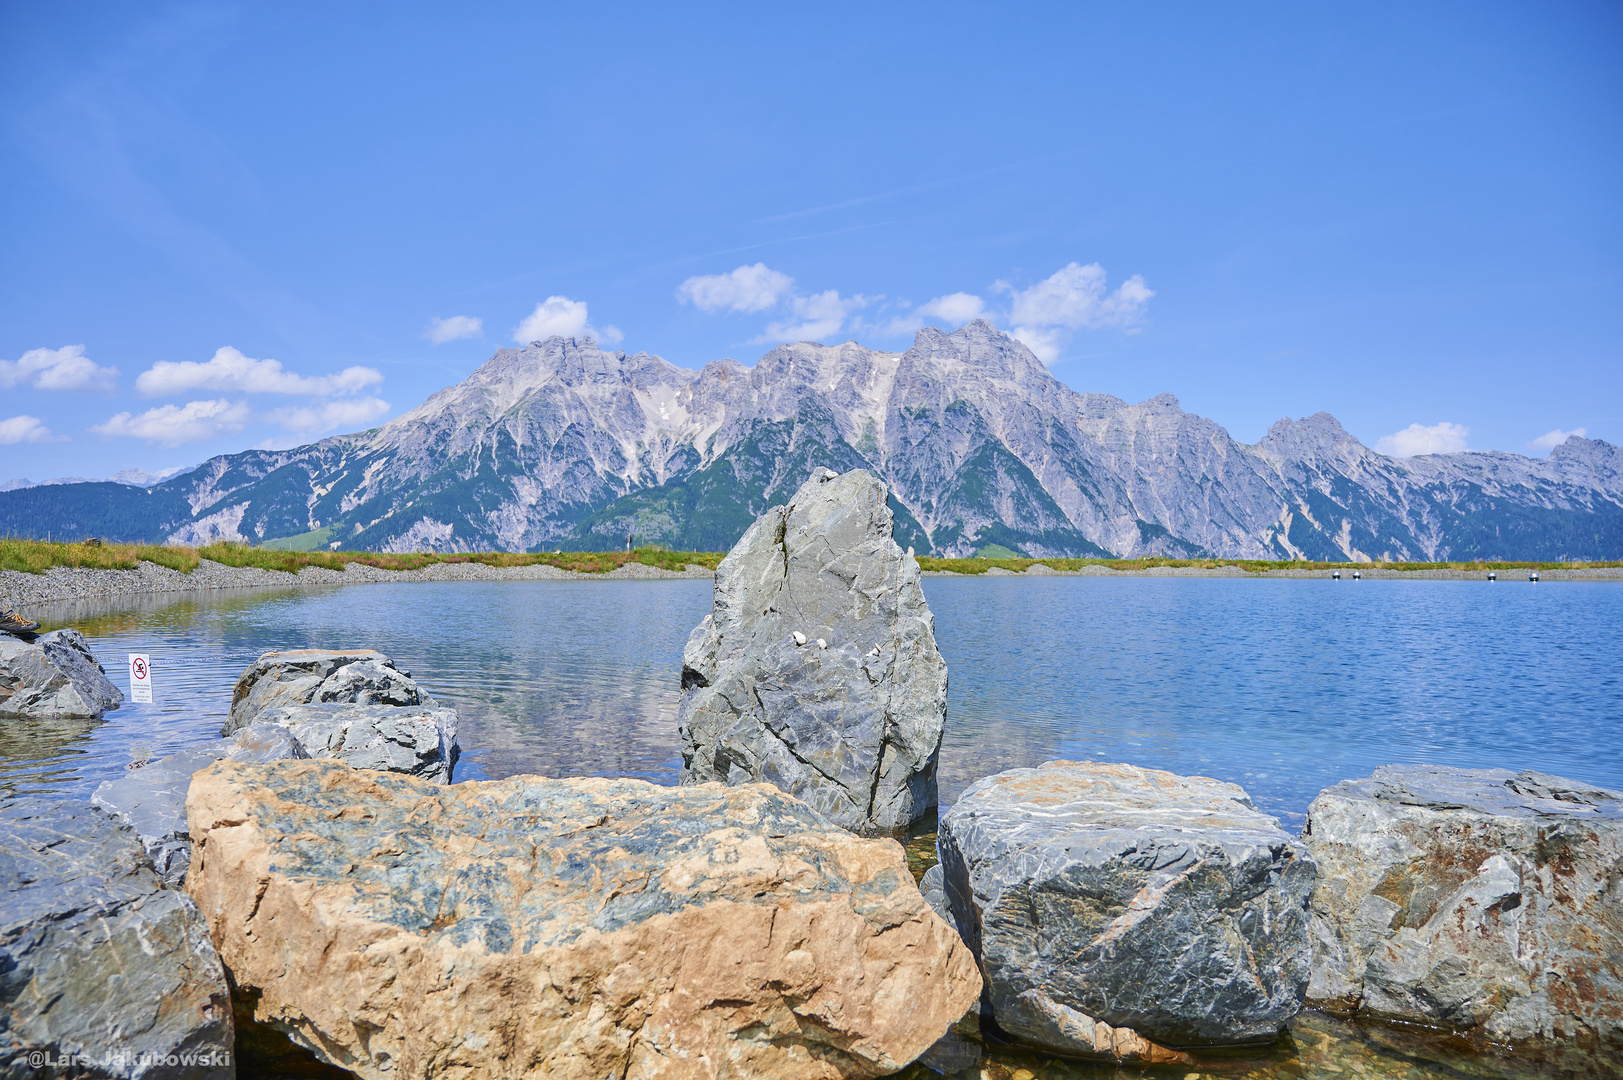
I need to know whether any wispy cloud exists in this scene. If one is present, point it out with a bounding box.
[92,399,252,446]
[135,347,382,397]
[677,263,794,313]
[871,292,988,337]
[514,296,622,346]
[0,415,63,445]
[1528,427,1586,453]
[1375,421,1470,457]
[752,290,875,344]
[266,397,391,435]
[997,262,1154,363]
[423,315,483,344]
[0,345,119,394]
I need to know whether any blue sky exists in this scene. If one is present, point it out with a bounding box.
[3,2,1619,482]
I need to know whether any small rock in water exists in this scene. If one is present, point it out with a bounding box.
[1304,764,1623,1051]
[253,701,458,784]
[937,760,1315,1056]
[224,647,430,733]
[0,628,123,719]
[185,759,982,1080]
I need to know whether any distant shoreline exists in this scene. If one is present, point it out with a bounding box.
[4,555,1619,616]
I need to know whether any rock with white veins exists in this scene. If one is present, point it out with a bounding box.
[937,760,1317,1055]
[252,701,458,783]
[676,467,948,833]
[185,759,981,1080]
[223,648,429,734]
[1304,764,1623,1052]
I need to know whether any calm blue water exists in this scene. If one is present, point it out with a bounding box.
[6,576,1620,825]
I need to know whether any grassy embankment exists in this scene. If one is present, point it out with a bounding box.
[0,538,723,577]
[3,537,1619,578]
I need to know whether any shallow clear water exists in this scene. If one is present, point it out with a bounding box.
[6,575,1622,823]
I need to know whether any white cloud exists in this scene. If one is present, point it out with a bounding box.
[1528,427,1587,453]
[135,347,382,398]
[993,262,1154,364]
[423,315,483,344]
[752,290,873,344]
[1375,421,1470,457]
[0,415,61,445]
[0,345,119,394]
[873,292,988,337]
[676,263,795,313]
[267,397,391,435]
[513,296,622,346]
[91,399,252,446]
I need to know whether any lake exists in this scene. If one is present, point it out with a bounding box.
[8,574,1621,825]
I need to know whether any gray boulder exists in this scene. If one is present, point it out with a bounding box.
[0,798,233,1079]
[937,760,1317,1054]
[1304,764,1623,1051]
[0,629,122,719]
[223,648,428,734]
[677,467,948,833]
[254,702,458,783]
[92,723,309,885]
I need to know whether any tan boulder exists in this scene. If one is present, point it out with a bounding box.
[185,759,981,1080]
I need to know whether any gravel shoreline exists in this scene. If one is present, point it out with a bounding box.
[0,558,716,611]
[4,557,1619,613]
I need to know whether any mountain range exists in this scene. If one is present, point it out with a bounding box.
[4,321,1619,560]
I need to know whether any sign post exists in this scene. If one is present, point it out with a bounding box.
[128,654,153,703]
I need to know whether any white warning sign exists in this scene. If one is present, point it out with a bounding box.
[129,653,153,703]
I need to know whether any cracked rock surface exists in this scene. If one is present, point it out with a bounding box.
[1304,764,1623,1051]
[676,467,948,834]
[0,628,123,719]
[223,648,429,734]
[1,797,233,1080]
[185,759,981,1080]
[253,701,458,783]
[937,760,1316,1054]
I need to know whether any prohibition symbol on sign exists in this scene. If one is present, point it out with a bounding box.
[128,653,153,703]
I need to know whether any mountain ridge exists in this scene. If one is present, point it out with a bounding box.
[3,321,1619,560]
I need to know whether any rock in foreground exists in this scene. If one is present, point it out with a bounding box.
[1305,765,1623,1051]
[0,628,123,719]
[92,722,308,884]
[253,701,458,783]
[938,761,1316,1055]
[678,467,948,833]
[223,648,427,733]
[186,760,981,1080]
[1,798,233,1079]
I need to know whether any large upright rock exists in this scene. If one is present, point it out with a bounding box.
[223,648,427,734]
[185,759,981,1080]
[677,467,948,833]
[0,798,233,1079]
[0,629,122,719]
[936,761,1317,1055]
[1304,765,1623,1051]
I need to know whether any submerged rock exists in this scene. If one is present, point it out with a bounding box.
[0,628,123,719]
[92,722,308,885]
[223,648,427,733]
[253,701,458,783]
[0,798,233,1079]
[1304,764,1623,1051]
[937,760,1316,1056]
[677,467,948,833]
[186,759,981,1080]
